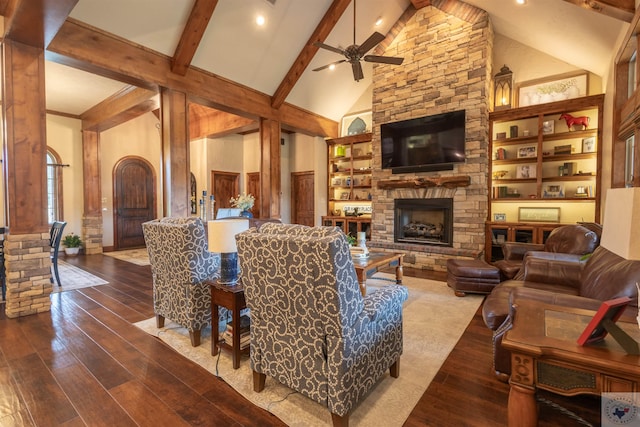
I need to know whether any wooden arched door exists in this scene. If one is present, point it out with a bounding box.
[113,157,156,249]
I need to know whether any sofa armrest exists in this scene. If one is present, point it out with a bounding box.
[520,253,583,288]
[501,242,544,261]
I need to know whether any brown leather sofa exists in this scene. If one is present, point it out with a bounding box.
[482,244,640,381]
[493,223,601,280]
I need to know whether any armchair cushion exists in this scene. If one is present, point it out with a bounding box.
[236,224,408,419]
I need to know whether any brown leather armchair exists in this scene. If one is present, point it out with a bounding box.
[483,245,640,381]
[494,223,601,280]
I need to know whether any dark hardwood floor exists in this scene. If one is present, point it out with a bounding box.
[0,255,601,426]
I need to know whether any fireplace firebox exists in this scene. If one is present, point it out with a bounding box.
[394,198,453,246]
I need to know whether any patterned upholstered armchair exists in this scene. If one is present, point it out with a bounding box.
[236,223,409,427]
[142,217,220,347]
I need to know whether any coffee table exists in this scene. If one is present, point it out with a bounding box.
[502,300,640,426]
[352,252,403,296]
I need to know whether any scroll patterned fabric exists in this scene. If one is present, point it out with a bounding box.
[236,223,408,417]
[142,217,220,337]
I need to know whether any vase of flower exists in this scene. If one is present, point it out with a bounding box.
[230,193,255,218]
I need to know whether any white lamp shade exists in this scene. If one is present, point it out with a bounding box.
[601,187,640,260]
[208,219,249,253]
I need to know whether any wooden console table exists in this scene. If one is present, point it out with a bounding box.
[502,300,640,426]
[209,279,248,369]
[352,252,403,296]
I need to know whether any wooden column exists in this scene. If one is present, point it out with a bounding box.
[1,40,52,317]
[160,88,190,217]
[82,130,103,254]
[260,118,281,219]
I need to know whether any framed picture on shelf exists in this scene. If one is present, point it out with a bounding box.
[516,71,588,107]
[582,137,596,153]
[542,120,555,134]
[493,213,506,222]
[517,146,537,158]
[340,191,350,200]
[340,110,372,137]
[516,164,536,179]
[518,207,561,222]
[543,184,564,198]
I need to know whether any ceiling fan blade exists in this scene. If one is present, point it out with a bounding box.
[351,61,364,82]
[312,59,347,72]
[313,41,345,56]
[357,32,385,55]
[364,55,404,65]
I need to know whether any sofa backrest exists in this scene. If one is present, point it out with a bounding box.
[544,224,599,254]
[580,246,640,306]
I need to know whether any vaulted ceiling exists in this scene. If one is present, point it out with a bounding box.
[1,0,634,137]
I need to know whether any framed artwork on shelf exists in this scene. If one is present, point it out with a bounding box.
[542,120,555,135]
[518,207,561,223]
[517,146,537,158]
[340,191,350,200]
[516,71,588,107]
[516,164,536,179]
[543,184,565,198]
[341,110,372,137]
[582,137,596,153]
[493,213,506,222]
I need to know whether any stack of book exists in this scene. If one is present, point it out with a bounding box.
[221,315,250,349]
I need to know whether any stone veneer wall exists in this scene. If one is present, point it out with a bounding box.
[4,232,53,317]
[83,215,103,254]
[370,3,492,272]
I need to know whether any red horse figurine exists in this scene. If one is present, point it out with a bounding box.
[559,113,589,131]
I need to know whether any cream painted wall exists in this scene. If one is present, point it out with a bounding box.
[46,115,84,237]
[288,133,327,225]
[99,113,162,247]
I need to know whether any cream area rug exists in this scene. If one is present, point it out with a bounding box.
[103,248,150,266]
[51,260,109,293]
[134,273,483,426]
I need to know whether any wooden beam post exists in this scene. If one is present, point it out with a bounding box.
[160,88,190,217]
[82,129,103,254]
[260,119,281,218]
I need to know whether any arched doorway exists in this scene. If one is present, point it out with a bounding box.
[113,156,156,249]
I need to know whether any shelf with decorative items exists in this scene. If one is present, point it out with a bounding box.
[325,132,372,238]
[489,94,603,227]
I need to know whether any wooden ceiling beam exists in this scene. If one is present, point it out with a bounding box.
[171,0,218,76]
[188,104,256,139]
[271,0,351,109]
[3,0,78,48]
[561,0,634,23]
[80,86,158,132]
[47,18,337,137]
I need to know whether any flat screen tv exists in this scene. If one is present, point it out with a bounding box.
[381,110,466,174]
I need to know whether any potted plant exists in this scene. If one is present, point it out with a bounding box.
[62,233,82,256]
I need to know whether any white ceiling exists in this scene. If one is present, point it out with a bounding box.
[42,0,629,121]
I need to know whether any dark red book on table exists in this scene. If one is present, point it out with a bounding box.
[577,296,632,346]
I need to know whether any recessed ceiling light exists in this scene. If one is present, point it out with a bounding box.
[329,64,336,71]
[375,17,383,26]
[516,0,526,4]
[256,15,266,26]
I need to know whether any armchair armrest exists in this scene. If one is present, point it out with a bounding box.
[501,242,544,261]
[358,285,409,325]
[520,253,584,288]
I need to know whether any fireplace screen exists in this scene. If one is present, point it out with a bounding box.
[394,198,453,246]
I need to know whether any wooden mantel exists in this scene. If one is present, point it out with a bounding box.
[377,176,471,189]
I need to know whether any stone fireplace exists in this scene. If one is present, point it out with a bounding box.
[368,2,492,272]
[394,198,453,247]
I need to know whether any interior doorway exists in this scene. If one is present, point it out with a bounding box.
[113,156,156,249]
[246,172,261,218]
[291,171,314,226]
[211,171,239,218]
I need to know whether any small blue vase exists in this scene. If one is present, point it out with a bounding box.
[240,210,253,218]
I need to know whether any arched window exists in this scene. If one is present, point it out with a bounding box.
[46,149,63,223]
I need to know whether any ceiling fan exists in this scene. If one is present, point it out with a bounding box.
[312,0,404,82]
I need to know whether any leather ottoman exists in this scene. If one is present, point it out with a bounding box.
[447,259,501,297]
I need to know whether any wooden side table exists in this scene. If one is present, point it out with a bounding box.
[352,252,404,296]
[209,279,248,369]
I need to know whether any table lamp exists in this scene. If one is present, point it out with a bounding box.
[208,218,249,284]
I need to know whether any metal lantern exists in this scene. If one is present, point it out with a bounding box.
[494,65,513,110]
